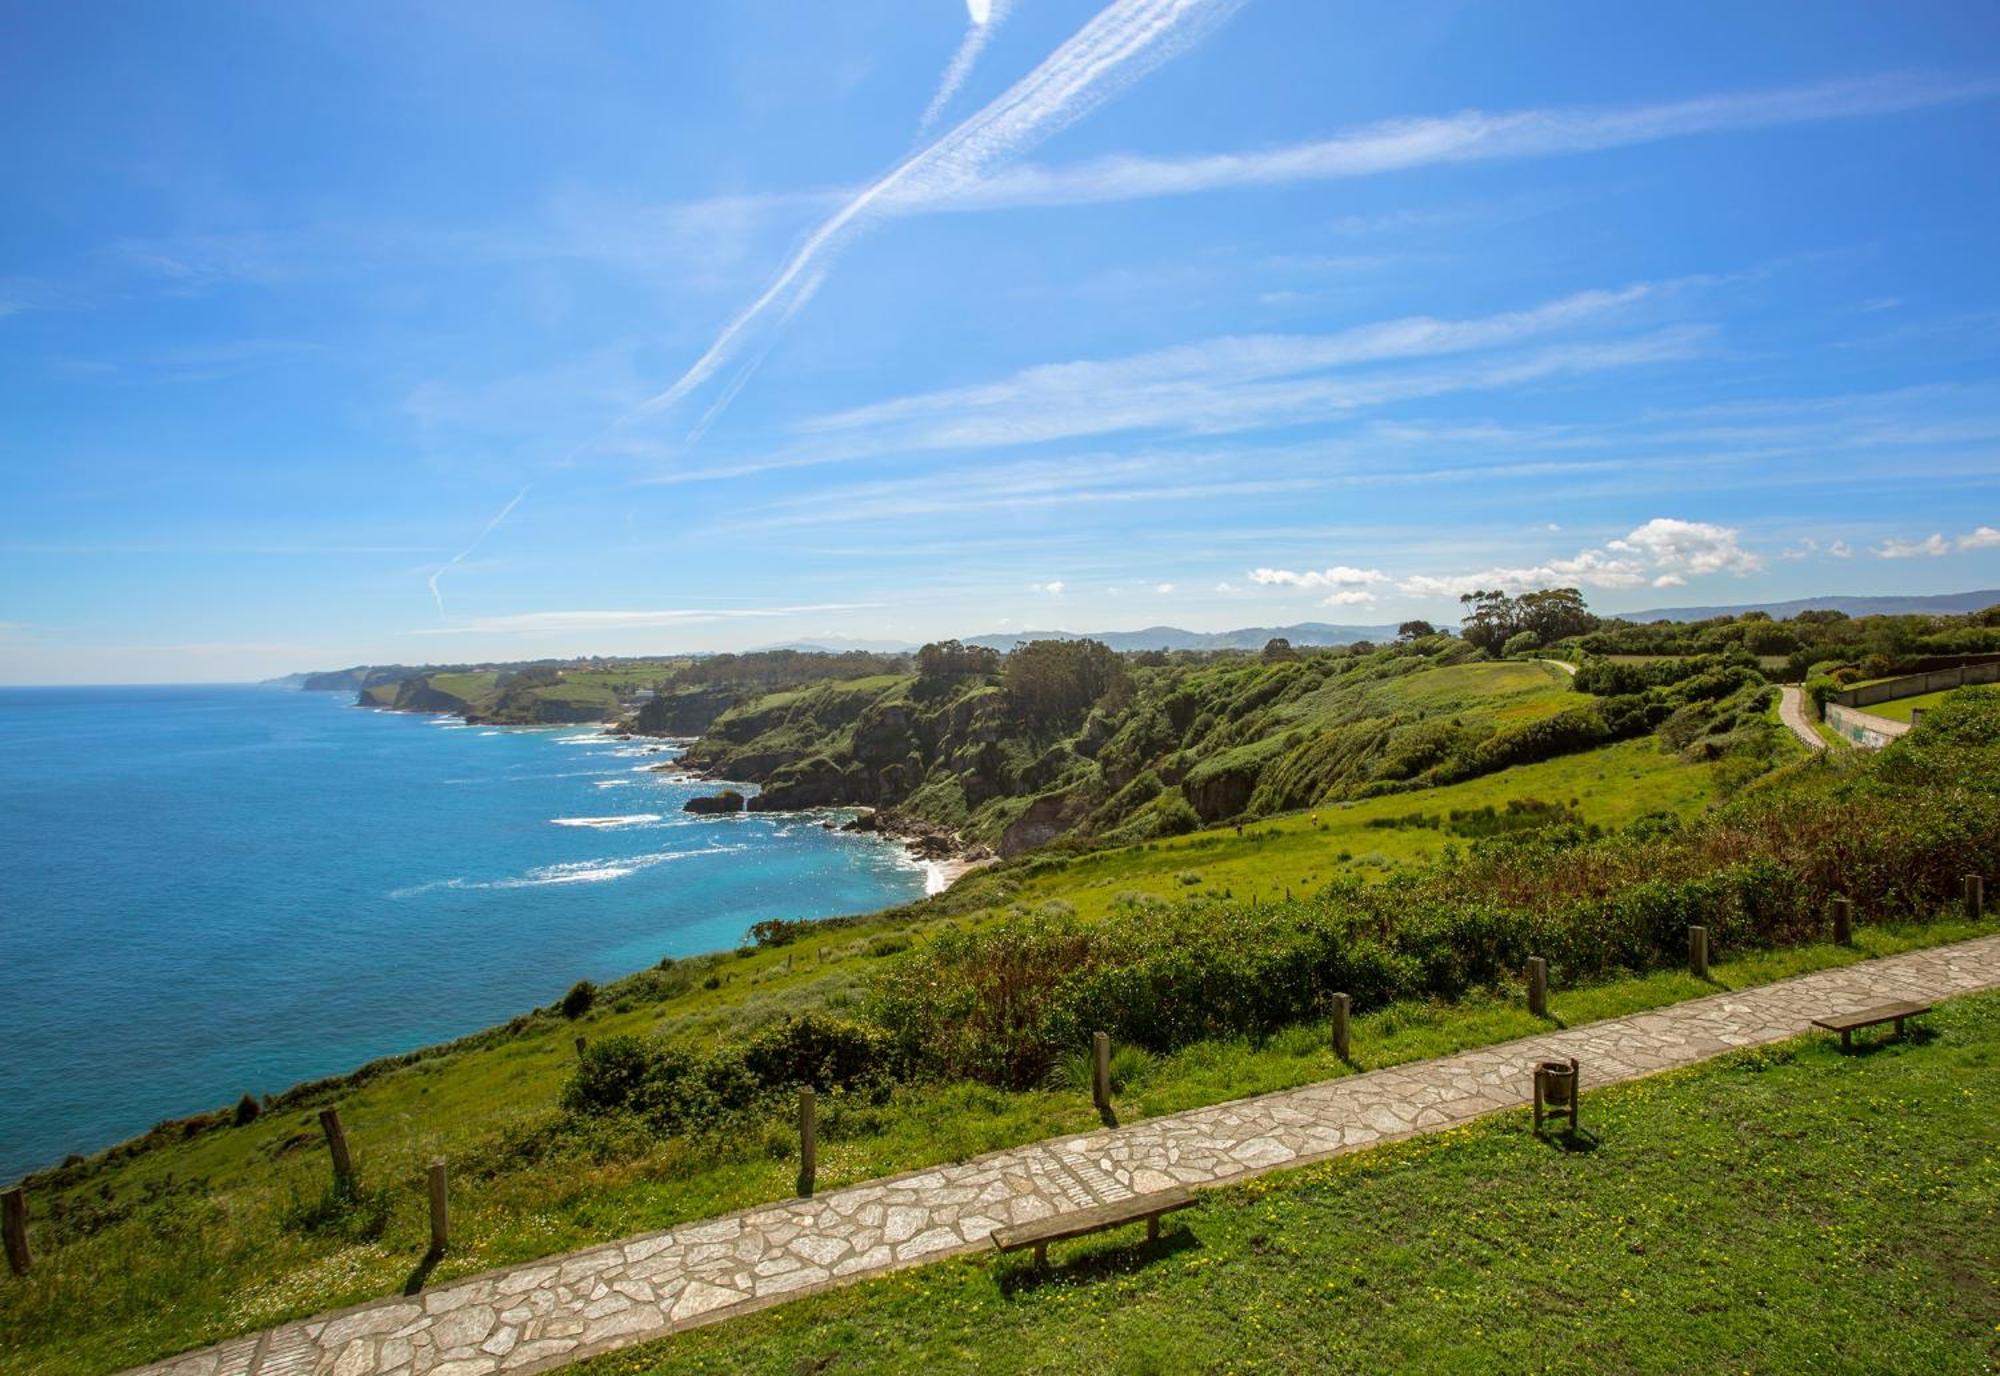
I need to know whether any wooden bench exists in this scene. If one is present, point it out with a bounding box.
[990,1186,1195,1267]
[1811,1000,1931,1051]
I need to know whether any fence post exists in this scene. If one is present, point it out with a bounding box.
[2,1188,28,1276]
[428,1160,449,1254]
[1092,1032,1111,1113]
[1527,957,1549,1018]
[1967,875,1985,921]
[1330,993,1352,1061]
[1688,926,1710,979]
[797,1088,817,1198]
[1831,897,1853,947]
[317,1108,354,1185]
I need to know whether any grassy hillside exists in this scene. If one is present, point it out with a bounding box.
[6,688,1996,1374]
[573,989,2000,1376]
[670,637,1773,854]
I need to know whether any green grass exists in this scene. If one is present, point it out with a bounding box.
[1863,688,1961,723]
[6,909,1992,1376]
[571,989,2000,1376]
[991,736,1719,919]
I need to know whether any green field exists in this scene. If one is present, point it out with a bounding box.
[573,989,2000,1376]
[1864,688,1960,723]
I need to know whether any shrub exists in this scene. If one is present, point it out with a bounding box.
[232,1093,261,1127]
[559,980,597,1019]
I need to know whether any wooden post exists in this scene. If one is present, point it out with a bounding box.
[1831,896,1853,947]
[2,1188,28,1276]
[427,1160,449,1254]
[1688,925,1709,979]
[317,1107,354,1185]
[1330,993,1352,1061]
[1966,875,1985,921]
[1527,957,1549,1018]
[797,1088,817,1198]
[1092,1032,1111,1113]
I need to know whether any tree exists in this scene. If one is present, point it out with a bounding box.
[1397,619,1437,641]
[1261,637,1298,661]
[915,639,1001,693]
[1003,639,1126,726]
[1458,587,1596,652]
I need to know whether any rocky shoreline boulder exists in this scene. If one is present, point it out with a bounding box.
[682,789,747,815]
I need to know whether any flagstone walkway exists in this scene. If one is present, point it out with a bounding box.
[131,934,2000,1376]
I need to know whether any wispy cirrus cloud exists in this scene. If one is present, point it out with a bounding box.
[628,0,1247,441]
[930,72,1998,211]
[408,603,885,635]
[789,284,1694,458]
[919,0,1014,134]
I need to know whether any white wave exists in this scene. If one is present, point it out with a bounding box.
[593,778,635,789]
[390,842,748,897]
[549,814,664,829]
[555,732,617,744]
[477,731,501,736]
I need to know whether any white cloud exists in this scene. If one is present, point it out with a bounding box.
[1876,533,1952,559]
[1249,565,1390,589]
[630,0,1245,441]
[936,74,1996,211]
[1398,517,1761,597]
[1031,580,1066,595]
[1606,517,1763,577]
[1829,539,1855,558]
[1875,525,2000,558]
[1155,582,1175,593]
[920,0,1013,133]
[1321,590,1378,606]
[796,286,1675,458]
[1214,581,1235,593]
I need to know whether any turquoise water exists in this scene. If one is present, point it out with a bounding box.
[0,685,927,1181]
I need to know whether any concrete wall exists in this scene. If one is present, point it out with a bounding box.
[1826,701,1910,750]
[1831,661,2000,709]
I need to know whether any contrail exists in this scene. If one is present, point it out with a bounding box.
[428,485,529,619]
[918,0,1012,134]
[627,0,1244,447]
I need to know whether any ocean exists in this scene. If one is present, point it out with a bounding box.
[0,684,929,1181]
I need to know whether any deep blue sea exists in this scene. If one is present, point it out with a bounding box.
[0,684,929,1181]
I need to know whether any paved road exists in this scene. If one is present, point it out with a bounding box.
[1778,684,1828,752]
[129,935,2000,1376]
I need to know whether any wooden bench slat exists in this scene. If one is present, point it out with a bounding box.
[991,1186,1195,1253]
[1810,1000,1931,1034]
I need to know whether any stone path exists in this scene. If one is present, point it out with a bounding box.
[1778,684,1828,752]
[129,934,2000,1376]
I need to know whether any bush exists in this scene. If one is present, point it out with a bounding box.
[232,1093,261,1127]
[559,980,597,1019]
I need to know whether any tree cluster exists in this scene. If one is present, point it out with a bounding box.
[1457,587,1598,652]
[1002,638,1128,727]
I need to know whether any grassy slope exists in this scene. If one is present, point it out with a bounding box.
[573,989,2000,1376]
[998,736,1720,918]
[7,911,1994,1376]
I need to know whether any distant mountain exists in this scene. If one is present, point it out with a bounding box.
[749,638,918,654]
[1620,589,2000,622]
[961,622,1401,653]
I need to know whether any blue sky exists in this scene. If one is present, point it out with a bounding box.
[4,1,2000,683]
